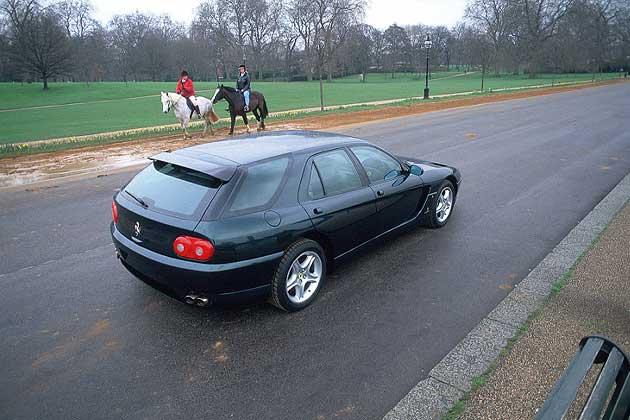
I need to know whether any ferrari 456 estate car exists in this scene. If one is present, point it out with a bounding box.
[111,130,461,311]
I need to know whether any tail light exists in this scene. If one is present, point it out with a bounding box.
[173,236,215,261]
[112,200,119,224]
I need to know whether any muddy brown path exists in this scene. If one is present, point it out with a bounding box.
[1,80,626,188]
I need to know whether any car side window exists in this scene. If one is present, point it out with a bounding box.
[306,163,325,200]
[351,146,402,184]
[312,149,363,197]
[229,157,289,212]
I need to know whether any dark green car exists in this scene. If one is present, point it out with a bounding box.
[111,130,461,311]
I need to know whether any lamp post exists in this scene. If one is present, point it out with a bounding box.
[423,34,433,99]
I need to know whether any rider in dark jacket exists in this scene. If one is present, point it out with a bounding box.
[236,64,251,111]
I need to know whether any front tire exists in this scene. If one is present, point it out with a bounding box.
[270,239,326,312]
[426,180,455,228]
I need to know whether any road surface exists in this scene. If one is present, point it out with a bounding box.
[1,83,629,420]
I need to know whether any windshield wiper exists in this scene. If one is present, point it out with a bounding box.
[124,189,148,208]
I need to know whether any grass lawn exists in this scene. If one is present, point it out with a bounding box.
[0,72,621,144]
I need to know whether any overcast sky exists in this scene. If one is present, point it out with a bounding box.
[91,0,467,29]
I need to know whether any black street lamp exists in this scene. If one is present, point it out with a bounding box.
[423,34,433,99]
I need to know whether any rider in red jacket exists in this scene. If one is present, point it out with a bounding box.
[176,70,201,118]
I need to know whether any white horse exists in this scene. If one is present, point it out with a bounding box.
[160,91,219,139]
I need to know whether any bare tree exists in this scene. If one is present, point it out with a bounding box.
[517,0,573,77]
[279,14,299,79]
[287,0,317,80]
[311,0,365,109]
[223,0,249,63]
[466,0,515,74]
[51,0,105,84]
[383,24,410,78]
[370,28,386,73]
[108,12,154,82]
[193,2,232,79]
[1,0,71,89]
[246,0,282,79]
[343,24,376,81]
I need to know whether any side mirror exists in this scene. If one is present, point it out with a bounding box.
[409,164,423,176]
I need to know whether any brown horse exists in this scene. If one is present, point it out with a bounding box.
[211,85,269,135]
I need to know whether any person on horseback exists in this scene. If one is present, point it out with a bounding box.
[236,64,251,112]
[176,70,201,118]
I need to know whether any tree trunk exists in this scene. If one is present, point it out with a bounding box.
[43,75,49,90]
[318,65,324,112]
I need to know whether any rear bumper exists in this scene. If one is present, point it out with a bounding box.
[111,223,280,303]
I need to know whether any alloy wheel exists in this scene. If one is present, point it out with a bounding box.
[285,251,323,304]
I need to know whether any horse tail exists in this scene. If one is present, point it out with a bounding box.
[261,95,269,118]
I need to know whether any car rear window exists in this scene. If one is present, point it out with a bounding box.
[123,161,221,219]
[228,157,290,213]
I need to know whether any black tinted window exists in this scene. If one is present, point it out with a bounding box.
[306,164,325,200]
[351,146,402,184]
[313,150,362,196]
[124,161,221,218]
[229,157,289,212]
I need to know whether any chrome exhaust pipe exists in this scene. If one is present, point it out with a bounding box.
[195,297,209,307]
[184,294,210,307]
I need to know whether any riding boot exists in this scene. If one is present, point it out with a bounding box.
[195,105,201,119]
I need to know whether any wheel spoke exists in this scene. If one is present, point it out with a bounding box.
[286,274,298,292]
[291,260,302,275]
[300,255,315,270]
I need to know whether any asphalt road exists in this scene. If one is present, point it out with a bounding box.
[1,84,629,420]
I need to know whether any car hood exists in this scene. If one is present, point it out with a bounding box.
[397,156,456,171]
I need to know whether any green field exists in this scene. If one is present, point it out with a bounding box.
[0,72,620,144]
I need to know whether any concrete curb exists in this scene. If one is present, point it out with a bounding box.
[383,172,630,420]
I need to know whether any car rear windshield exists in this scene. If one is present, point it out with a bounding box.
[123,161,222,219]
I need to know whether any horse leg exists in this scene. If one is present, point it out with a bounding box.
[243,114,250,133]
[252,109,262,131]
[185,118,194,139]
[205,114,214,136]
[229,115,235,136]
[180,122,187,139]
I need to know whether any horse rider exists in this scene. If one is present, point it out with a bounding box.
[236,64,251,112]
[176,70,201,118]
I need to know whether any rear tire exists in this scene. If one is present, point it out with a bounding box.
[270,239,326,312]
[426,180,455,229]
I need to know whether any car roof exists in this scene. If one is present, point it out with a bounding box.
[179,130,368,165]
[149,130,368,181]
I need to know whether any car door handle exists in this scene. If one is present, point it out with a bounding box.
[313,207,323,215]
[376,190,385,197]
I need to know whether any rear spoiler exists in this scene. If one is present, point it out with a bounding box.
[150,151,237,182]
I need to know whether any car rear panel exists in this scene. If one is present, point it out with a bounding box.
[112,223,280,298]
[115,194,202,258]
